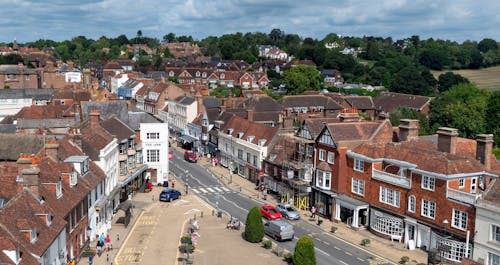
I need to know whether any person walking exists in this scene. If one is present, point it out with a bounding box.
[311,205,316,218]
[171,179,176,189]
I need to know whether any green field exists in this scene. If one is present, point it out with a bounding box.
[432,66,500,90]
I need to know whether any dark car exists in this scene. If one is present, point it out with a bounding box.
[159,189,181,202]
[184,151,197,163]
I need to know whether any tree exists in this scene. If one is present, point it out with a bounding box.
[478,38,498,53]
[389,107,432,135]
[283,65,321,94]
[438,72,469,92]
[163,48,174,58]
[389,66,436,96]
[163,33,176,43]
[269,28,284,42]
[485,91,500,146]
[293,236,316,265]
[429,83,488,138]
[418,48,450,70]
[244,206,264,243]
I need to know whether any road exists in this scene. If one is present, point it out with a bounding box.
[170,149,381,265]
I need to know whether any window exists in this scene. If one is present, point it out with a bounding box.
[146,149,159,163]
[147,132,159,139]
[379,187,400,207]
[119,143,127,154]
[489,253,500,265]
[327,152,335,164]
[319,149,326,161]
[459,178,465,188]
[492,225,500,242]
[452,209,467,230]
[237,149,243,160]
[56,181,62,198]
[421,199,436,219]
[316,169,331,190]
[128,155,135,169]
[422,175,435,191]
[128,139,134,149]
[370,210,403,236]
[408,195,416,213]
[246,152,251,163]
[119,161,127,175]
[70,172,77,186]
[351,178,364,196]
[253,155,257,166]
[354,159,364,172]
[30,229,37,243]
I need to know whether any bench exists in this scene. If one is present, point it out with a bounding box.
[390,234,402,243]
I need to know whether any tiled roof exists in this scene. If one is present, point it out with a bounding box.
[223,115,278,146]
[81,101,129,122]
[52,89,91,102]
[101,116,135,142]
[14,105,72,119]
[0,161,22,200]
[78,118,115,161]
[16,118,76,129]
[326,120,393,144]
[303,118,341,138]
[0,134,44,161]
[236,96,283,112]
[373,92,432,113]
[279,95,343,110]
[343,96,375,110]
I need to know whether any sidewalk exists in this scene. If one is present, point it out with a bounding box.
[193,151,428,265]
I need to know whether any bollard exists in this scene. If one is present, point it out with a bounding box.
[106,253,109,262]
[201,211,203,218]
[116,234,120,242]
[239,186,242,192]
[212,209,214,216]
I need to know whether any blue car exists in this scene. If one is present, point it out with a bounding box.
[159,189,181,202]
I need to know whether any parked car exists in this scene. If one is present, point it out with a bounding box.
[276,203,300,220]
[184,151,197,163]
[159,189,181,202]
[264,219,294,241]
[260,205,282,220]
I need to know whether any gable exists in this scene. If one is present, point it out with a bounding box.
[296,123,313,140]
[317,127,336,147]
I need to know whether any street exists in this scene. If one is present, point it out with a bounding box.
[170,149,382,265]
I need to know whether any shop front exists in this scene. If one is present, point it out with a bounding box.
[335,194,369,229]
[311,186,336,220]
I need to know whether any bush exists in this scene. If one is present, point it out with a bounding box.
[293,236,316,265]
[361,238,371,246]
[400,256,410,264]
[262,240,272,249]
[283,253,293,264]
[244,206,264,243]
[180,236,192,244]
[178,244,195,253]
[330,226,338,233]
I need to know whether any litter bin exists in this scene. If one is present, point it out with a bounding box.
[162,181,169,187]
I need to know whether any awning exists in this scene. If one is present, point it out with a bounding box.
[336,194,369,210]
[312,186,337,197]
[120,164,148,187]
[180,135,198,143]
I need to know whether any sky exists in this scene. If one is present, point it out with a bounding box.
[1,0,499,44]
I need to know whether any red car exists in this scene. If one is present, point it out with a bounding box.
[260,205,282,220]
[184,151,197,163]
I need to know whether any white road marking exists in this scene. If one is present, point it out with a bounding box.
[206,187,215,193]
[344,251,353,256]
[221,187,230,192]
[213,187,222,192]
[339,260,348,265]
[192,188,200,194]
[314,247,331,257]
[173,199,190,206]
[183,208,201,215]
[198,187,208,193]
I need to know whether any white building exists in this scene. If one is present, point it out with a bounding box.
[167,96,198,135]
[0,89,54,121]
[474,180,500,265]
[140,123,170,185]
[110,73,129,94]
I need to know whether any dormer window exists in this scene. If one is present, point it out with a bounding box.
[196,71,200,77]
[237,132,244,139]
[202,72,207,78]
[202,119,209,127]
[169,71,174,77]
[46,214,52,226]
[70,172,77,186]
[227,128,234,135]
[220,73,225,79]
[82,159,89,174]
[30,229,37,243]
[0,198,4,208]
[56,181,62,198]
[247,136,255,143]
[258,139,266,146]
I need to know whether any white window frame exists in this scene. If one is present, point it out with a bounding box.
[422,175,435,191]
[69,172,77,186]
[351,178,364,196]
[458,178,465,188]
[452,209,467,231]
[489,253,500,265]
[327,151,335,164]
[147,132,159,139]
[30,229,37,243]
[379,187,400,208]
[492,225,500,242]
[421,199,436,219]
[56,181,62,198]
[408,195,416,213]
[319,149,326,161]
[354,159,364,172]
[316,169,331,190]
[147,149,160,163]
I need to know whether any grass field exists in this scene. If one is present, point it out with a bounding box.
[432,66,500,90]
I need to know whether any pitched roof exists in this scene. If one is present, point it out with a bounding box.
[126,112,160,131]
[236,96,283,112]
[343,96,375,110]
[101,116,135,142]
[0,134,44,161]
[16,118,76,129]
[174,95,196,105]
[373,92,432,113]
[325,120,393,148]
[202,97,220,109]
[0,89,55,100]
[279,95,343,110]
[223,115,278,146]
[81,101,129,122]
[77,118,115,161]
[14,105,72,119]
[303,118,341,138]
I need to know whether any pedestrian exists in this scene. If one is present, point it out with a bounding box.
[116,233,120,242]
[105,234,111,252]
[311,205,316,218]
[171,179,176,189]
[99,233,105,245]
[89,254,93,265]
[71,259,75,265]
[185,183,189,195]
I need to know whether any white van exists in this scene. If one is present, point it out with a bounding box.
[264,219,294,241]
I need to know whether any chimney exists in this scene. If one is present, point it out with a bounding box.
[338,108,361,122]
[398,119,419,141]
[89,109,100,128]
[196,95,203,115]
[437,127,459,154]
[18,62,24,88]
[68,128,82,149]
[476,134,494,170]
[21,166,40,198]
[45,139,59,160]
[247,108,254,122]
[56,60,63,69]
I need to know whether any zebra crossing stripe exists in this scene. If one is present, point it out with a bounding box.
[213,187,222,192]
[199,187,208,193]
[221,187,230,192]
[206,187,215,193]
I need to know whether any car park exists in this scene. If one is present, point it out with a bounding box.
[264,219,295,241]
[159,189,181,202]
[260,205,282,220]
[276,203,300,220]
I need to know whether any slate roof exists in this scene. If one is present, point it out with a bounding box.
[0,124,16,133]
[373,92,432,113]
[16,118,76,129]
[279,95,343,110]
[127,112,160,131]
[202,97,220,109]
[0,134,44,161]
[0,65,36,75]
[0,88,55,100]
[175,96,196,105]
[343,96,375,110]
[101,116,135,142]
[81,101,129,122]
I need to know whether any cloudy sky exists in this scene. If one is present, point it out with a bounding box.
[1,0,499,43]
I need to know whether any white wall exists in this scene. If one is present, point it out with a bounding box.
[474,200,500,264]
[40,228,67,265]
[140,123,169,185]
[0,98,32,121]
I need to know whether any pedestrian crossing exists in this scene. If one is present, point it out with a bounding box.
[190,186,232,194]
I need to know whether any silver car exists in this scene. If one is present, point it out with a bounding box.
[276,203,300,220]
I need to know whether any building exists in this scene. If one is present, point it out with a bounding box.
[167,95,198,139]
[0,88,55,121]
[140,122,169,185]
[0,63,39,89]
[373,92,432,119]
[474,178,500,265]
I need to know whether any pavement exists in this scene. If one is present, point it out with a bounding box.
[192,151,429,265]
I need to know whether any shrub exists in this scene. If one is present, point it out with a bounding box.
[330,226,338,233]
[244,206,264,243]
[180,236,192,244]
[262,240,272,249]
[178,244,195,253]
[283,253,293,264]
[293,236,316,265]
[361,238,371,246]
[400,256,410,264]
